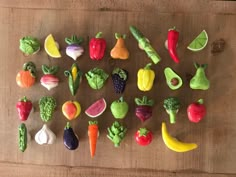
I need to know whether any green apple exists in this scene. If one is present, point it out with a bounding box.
[110,97,129,119]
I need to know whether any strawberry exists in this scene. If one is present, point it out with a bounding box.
[16,96,33,121]
[111,68,128,94]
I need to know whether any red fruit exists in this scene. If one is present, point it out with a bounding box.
[135,128,153,146]
[16,96,33,121]
[187,99,206,123]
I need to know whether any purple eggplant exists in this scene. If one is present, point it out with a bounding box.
[65,35,84,60]
[134,96,154,122]
[63,122,79,150]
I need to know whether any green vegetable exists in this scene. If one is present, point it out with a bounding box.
[129,25,161,64]
[18,123,27,152]
[163,97,180,124]
[85,68,109,90]
[39,96,56,122]
[190,63,210,90]
[19,36,40,55]
[107,121,127,147]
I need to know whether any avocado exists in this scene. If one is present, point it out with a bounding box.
[164,67,183,90]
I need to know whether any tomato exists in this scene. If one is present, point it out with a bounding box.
[135,128,153,146]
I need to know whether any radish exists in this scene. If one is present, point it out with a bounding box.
[40,65,59,90]
[65,35,84,60]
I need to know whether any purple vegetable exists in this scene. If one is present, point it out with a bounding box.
[134,96,154,122]
[65,35,84,60]
[63,122,79,150]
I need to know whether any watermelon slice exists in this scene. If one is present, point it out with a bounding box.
[85,98,107,118]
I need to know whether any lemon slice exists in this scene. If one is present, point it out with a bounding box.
[44,34,61,58]
[187,30,208,52]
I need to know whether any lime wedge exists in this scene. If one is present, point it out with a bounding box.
[187,30,208,52]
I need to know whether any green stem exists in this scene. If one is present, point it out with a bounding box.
[194,62,200,69]
[95,32,103,38]
[169,111,177,124]
[119,96,124,102]
[20,96,29,102]
[89,121,98,125]
[138,128,148,136]
[144,63,152,70]
[197,99,204,104]
[65,122,71,129]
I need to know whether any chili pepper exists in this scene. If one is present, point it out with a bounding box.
[16,96,33,121]
[137,63,155,91]
[167,26,180,63]
[89,32,106,60]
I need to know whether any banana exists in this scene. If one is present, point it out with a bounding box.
[161,122,198,152]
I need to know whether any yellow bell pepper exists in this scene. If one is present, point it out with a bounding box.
[137,63,155,91]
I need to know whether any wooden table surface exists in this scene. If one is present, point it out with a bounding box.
[0,0,236,176]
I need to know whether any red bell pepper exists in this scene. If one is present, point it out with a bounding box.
[16,96,33,121]
[167,27,180,63]
[89,32,106,60]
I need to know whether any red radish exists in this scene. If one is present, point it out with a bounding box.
[40,65,59,90]
[187,99,206,123]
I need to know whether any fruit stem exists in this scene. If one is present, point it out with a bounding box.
[197,99,204,104]
[95,32,103,38]
[144,63,152,70]
[89,121,98,125]
[138,128,148,136]
[65,122,71,129]
[20,96,29,102]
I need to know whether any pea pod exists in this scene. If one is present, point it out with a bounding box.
[18,123,27,152]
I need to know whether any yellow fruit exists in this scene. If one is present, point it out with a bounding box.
[74,101,81,118]
[44,34,61,58]
[161,122,198,152]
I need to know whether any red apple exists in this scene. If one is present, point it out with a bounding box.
[62,101,81,120]
[187,99,206,123]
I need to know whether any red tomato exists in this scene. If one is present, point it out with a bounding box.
[135,128,153,146]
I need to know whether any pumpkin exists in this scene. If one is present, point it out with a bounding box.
[16,61,36,88]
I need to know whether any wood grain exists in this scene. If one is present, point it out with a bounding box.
[0,1,236,176]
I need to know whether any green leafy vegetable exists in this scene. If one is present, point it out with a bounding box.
[39,96,56,122]
[19,36,40,55]
[85,68,109,90]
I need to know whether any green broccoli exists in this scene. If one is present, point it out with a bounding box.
[163,97,180,124]
[39,96,56,122]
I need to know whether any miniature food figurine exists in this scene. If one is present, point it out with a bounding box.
[40,65,59,90]
[44,34,61,58]
[167,27,180,63]
[85,98,106,118]
[88,121,99,158]
[164,67,183,90]
[39,96,56,122]
[19,36,40,56]
[110,33,129,60]
[110,97,129,119]
[135,128,153,146]
[111,68,128,94]
[64,63,83,96]
[16,96,33,121]
[163,97,180,124]
[63,122,79,150]
[135,96,154,122]
[62,101,81,120]
[107,121,127,147]
[190,63,210,90]
[35,124,56,145]
[65,35,84,60]
[187,99,206,123]
[16,61,36,88]
[137,63,155,91]
[18,123,27,152]
[85,68,109,90]
[162,122,197,152]
[129,25,161,64]
[89,32,106,60]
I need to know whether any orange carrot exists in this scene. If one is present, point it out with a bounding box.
[88,121,99,158]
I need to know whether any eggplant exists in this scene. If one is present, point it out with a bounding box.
[63,122,79,150]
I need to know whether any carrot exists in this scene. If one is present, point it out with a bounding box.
[110,33,129,60]
[88,121,99,158]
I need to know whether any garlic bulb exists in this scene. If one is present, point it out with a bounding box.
[35,124,56,145]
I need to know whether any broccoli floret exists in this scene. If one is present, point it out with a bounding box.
[163,97,180,124]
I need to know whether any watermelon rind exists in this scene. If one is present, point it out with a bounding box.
[85,98,107,118]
